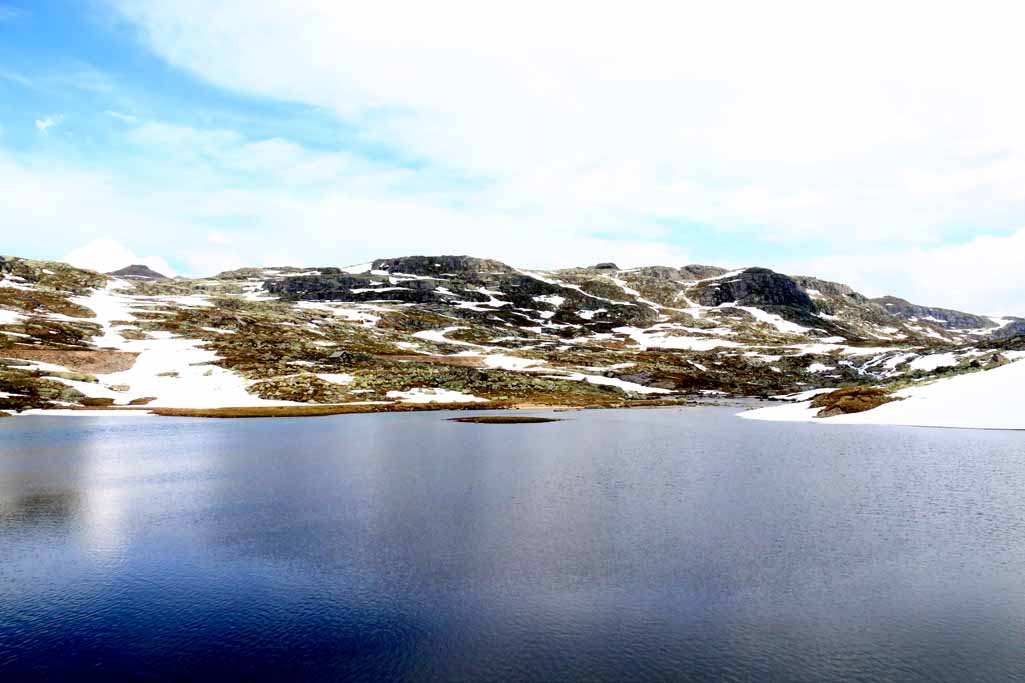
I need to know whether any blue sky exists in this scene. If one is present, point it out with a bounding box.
[2,1,1025,314]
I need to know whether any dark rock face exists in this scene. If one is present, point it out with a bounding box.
[265,273,454,304]
[108,264,168,280]
[791,276,896,325]
[0,256,10,275]
[590,262,619,270]
[792,276,860,300]
[489,274,562,307]
[265,273,375,299]
[690,268,815,312]
[258,258,659,329]
[873,296,995,330]
[985,332,1025,350]
[371,255,512,276]
[997,321,1025,339]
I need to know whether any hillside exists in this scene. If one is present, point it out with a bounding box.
[1,253,1022,422]
[741,349,1025,430]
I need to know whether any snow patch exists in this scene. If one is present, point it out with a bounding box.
[0,309,26,324]
[742,358,1025,429]
[386,388,488,403]
[482,354,543,371]
[542,372,672,394]
[614,325,741,351]
[908,352,958,371]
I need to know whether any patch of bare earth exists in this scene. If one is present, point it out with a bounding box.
[1,348,138,374]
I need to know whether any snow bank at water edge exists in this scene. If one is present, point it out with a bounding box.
[386,388,488,403]
[741,359,1025,430]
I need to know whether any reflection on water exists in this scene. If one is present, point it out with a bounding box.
[0,489,81,531]
[1,408,1025,680]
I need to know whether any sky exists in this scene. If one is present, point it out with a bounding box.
[2,1,1025,315]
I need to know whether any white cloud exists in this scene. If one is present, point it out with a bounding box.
[0,143,686,277]
[127,120,240,149]
[790,228,1025,316]
[11,1,1025,312]
[7,134,1022,313]
[63,237,176,276]
[111,0,1025,246]
[34,115,62,135]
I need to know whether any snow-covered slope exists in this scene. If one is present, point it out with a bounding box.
[741,355,1025,429]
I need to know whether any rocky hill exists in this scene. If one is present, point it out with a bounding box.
[107,264,168,280]
[1,253,1022,415]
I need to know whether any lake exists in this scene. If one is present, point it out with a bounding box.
[2,407,1025,680]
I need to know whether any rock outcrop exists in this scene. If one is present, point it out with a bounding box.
[690,268,815,312]
[108,264,169,280]
[873,296,995,330]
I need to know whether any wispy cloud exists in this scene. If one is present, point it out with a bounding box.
[34,115,63,135]
[0,5,25,21]
[67,65,115,93]
[105,110,139,124]
[0,69,35,89]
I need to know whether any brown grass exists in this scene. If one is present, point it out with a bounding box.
[147,397,693,419]
[80,397,116,407]
[809,387,897,417]
[0,288,96,318]
[0,348,138,374]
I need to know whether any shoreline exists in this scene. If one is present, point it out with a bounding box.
[6,398,1024,431]
[5,396,755,419]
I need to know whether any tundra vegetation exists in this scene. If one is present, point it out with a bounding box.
[1,254,1022,417]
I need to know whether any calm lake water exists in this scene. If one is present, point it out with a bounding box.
[2,407,1025,681]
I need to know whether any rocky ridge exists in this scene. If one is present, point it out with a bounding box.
[1,253,1022,415]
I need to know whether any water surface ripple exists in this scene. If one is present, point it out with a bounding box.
[2,408,1024,680]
